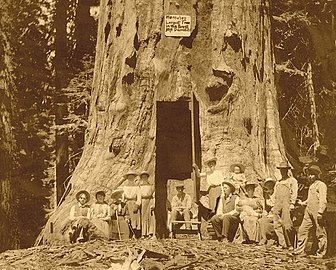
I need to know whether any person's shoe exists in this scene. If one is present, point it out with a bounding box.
[309,254,324,259]
[149,235,157,240]
[259,238,267,245]
[292,251,308,258]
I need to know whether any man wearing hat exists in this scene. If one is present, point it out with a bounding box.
[193,157,224,211]
[170,183,192,230]
[293,165,327,258]
[273,161,298,249]
[259,178,277,245]
[68,190,91,243]
[210,179,240,242]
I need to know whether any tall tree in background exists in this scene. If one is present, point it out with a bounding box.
[42,0,288,241]
[1,0,53,250]
[55,0,70,204]
[0,4,20,252]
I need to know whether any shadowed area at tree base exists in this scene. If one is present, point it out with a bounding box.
[1,238,336,269]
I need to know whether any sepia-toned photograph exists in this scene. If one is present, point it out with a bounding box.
[0,0,335,269]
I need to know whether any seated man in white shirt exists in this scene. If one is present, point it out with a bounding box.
[170,184,192,230]
[210,180,240,242]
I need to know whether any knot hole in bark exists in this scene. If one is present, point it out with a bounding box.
[223,26,241,53]
[205,69,234,102]
[109,138,122,156]
[243,117,252,135]
[125,52,137,69]
[179,24,198,49]
[116,23,122,37]
[104,22,111,43]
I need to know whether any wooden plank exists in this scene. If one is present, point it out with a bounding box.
[171,221,201,224]
[172,229,199,235]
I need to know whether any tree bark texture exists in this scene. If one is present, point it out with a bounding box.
[43,0,286,242]
[0,33,20,252]
[55,0,70,204]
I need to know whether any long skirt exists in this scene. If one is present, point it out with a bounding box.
[91,218,110,239]
[242,216,261,243]
[141,198,155,236]
[126,200,140,230]
[208,185,221,211]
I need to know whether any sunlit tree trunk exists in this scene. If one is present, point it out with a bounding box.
[42,0,286,242]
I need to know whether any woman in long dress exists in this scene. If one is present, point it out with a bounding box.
[89,190,111,239]
[193,157,224,211]
[122,171,141,237]
[138,171,156,239]
[68,190,91,243]
[237,180,264,243]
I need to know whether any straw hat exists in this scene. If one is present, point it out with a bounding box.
[306,165,322,176]
[230,163,245,173]
[244,179,258,187]
[204,157,217,166]
[76,190,90,202]
[139,170,150,177]
[111,189,124,200]
[276,161,292,169]
[221,179,235,192]
[123,170,138,178]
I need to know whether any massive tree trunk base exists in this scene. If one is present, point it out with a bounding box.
[41,0,286,243]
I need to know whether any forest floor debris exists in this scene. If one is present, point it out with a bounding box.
[0,237,335,269]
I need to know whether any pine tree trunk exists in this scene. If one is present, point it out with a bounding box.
[42,0,286,242]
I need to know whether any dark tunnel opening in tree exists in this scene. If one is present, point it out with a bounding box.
[155,100,201,236]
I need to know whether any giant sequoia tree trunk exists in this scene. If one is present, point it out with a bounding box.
[43,0,286,242]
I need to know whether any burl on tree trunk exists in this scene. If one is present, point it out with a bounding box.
[42,0,286,242]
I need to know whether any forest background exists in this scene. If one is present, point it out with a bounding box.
[0,0,335,253]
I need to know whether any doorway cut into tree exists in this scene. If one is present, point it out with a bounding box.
[155,99,201,236]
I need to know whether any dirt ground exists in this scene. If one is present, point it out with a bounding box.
[0,237,335,270]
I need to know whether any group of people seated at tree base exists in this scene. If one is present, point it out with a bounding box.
[192,158,328,258]
[62,158,328,259]
[62,170,156,243]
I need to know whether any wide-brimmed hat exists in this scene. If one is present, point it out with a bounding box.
[230,163,245,173]
[306,165,322,176]
[139,170,150,177]
[76,190,90,202]
[175,183,185,190]
[263,177,276,186]
[204,157,217,166]
[276,161,292,169]
[221,179,235,192]
[245,179,258,187]
[111,189,124,200]
[95,190,106,198]
[124,170,138,178]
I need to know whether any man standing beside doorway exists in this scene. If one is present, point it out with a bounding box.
[273,161,298,249]
[170,184,192,230]
[293,165,327,258]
